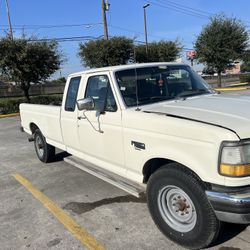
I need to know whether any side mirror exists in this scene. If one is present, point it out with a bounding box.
[76,97,95,111]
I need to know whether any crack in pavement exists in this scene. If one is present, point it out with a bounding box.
[236,235,250,244]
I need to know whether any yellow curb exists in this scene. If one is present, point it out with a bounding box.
[0,113,20,119]
[228,82,248,87]
[214,87,248,91]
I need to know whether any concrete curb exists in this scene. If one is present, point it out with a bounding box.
[0,113,20,119]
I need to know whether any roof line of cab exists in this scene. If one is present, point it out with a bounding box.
[68,62,187,78]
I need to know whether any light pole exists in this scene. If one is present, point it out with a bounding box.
[5,0,13,39]
[143,3,150,60]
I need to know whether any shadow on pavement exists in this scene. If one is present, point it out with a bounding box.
[211,222,249,248]
[64,194,147,214]
[51,151,71,163]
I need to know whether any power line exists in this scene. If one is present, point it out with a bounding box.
[0,21,194,49]
[0,20,195,49]
[143,0,250,25]
[26,34,193,51]
[0,21,190,44]
[155,0,209,18]
[28,35,104,43]
[158,0,213,16]
[144,0,209,19]
[0,23,102,31]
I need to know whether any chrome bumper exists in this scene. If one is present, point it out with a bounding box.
[206,190,250,224]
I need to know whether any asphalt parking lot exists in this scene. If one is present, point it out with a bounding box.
[1,93,250,250]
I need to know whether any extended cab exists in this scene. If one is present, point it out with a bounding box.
[20,63,250,249]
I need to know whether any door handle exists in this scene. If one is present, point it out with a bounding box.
[77,116,86,120]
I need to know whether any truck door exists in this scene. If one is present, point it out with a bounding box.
[77,73,125,177]
[61,76,81,150]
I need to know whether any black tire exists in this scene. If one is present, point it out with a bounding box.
[34,129,55,163]
[147,163,220,249]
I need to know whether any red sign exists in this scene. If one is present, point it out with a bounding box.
[187,50,196,59]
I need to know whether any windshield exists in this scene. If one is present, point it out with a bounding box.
[115,65,212,107]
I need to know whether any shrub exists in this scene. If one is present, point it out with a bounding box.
[0,97,23,114]
[239,74,250,83]
[31,95,62,105]
[0,94,62,115]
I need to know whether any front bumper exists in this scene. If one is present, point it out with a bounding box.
[206,188,250,224]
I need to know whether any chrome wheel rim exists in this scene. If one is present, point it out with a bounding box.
[35,135,44,158]
[157,185,197,233]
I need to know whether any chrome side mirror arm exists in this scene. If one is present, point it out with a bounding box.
[76,98,103,133]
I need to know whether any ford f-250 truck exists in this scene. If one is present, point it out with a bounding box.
[20,62,250,249]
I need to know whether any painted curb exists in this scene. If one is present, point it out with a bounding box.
[213,87,248,91]
[228,82,248,87]
[0,113,20,119]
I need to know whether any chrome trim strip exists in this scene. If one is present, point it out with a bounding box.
[206,190,250,204]
[215,210,250,224]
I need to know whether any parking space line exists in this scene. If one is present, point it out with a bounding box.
[13,173,106,250]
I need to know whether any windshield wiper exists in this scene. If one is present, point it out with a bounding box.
[176,89,211,98]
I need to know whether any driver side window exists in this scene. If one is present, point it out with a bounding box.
[85,75,117,112]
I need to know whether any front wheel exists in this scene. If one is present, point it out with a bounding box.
[147,164,220,249]
[34,129,55,163]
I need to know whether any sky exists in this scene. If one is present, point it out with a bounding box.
[0,0,249,78]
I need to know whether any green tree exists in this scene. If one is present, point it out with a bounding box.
[241,50,250,72]
[194,14,249,87]
[202,66,216,75]
[134,40,182,63]
[79,36,134,68]
[0,37,62,102]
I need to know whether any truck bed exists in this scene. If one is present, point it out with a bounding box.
[20,103,65,149]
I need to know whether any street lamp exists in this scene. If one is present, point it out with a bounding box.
[143,3,150,60]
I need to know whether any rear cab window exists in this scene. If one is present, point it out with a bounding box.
[65,76,81,112]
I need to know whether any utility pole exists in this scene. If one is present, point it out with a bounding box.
[101,0,109,40]
[5,0,13,39]
[143,4,150,60]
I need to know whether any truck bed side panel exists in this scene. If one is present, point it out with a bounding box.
[20,103,65,149]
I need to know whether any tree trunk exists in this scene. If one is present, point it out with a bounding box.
[23,87,30,103]
[21,82,31,103]
[218,72,222,88]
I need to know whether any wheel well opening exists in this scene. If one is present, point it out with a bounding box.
[30,123,39,134]
[143,158,174,183]
[143,158,207,189]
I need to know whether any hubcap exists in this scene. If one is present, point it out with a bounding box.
[35,135,44,158]
[158,185,197,232]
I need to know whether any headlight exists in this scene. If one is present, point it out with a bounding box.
[219,141,250,177]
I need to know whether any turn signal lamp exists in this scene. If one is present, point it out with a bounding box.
[219,143,250,177]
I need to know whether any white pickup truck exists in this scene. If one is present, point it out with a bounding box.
[20,62,250,249]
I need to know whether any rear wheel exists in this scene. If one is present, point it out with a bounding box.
[147,163,220,249]
[34,129,55,163]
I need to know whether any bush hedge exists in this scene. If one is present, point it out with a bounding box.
[0,94,62,115]
[239,73,250,83]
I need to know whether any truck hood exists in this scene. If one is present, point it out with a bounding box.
[142,93,250,139]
